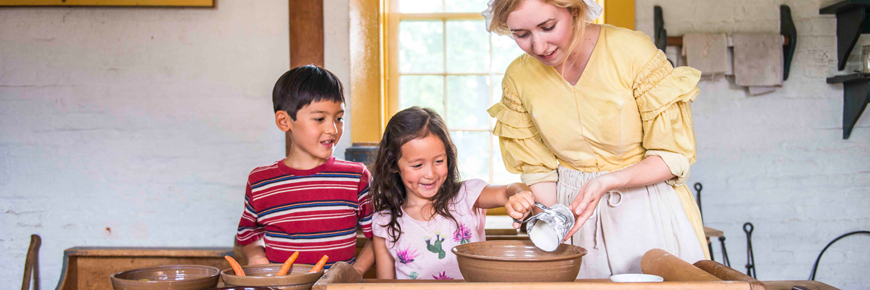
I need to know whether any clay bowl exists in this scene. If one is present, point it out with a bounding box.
[209,286,278,290]
[110,264,220,290]
[220,264,323,290]
[452,240,587,282]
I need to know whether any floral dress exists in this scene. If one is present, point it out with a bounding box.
[372,179,487,280]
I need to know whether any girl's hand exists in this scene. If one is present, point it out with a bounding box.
[564,174,618,241]
[505,190,535,229]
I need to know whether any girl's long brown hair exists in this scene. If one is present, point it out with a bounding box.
[371,107,463,244]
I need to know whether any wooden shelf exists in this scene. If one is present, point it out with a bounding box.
[827,73,870,139]
[820,0,870,71]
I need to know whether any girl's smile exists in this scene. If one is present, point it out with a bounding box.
[396,134,449,204]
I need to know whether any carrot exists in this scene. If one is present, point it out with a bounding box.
[225,255,245,276]
[308,255,329,273]
[276,251,299,275]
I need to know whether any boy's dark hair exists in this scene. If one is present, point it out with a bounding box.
[371,106,464,244]
[272,65,345,120]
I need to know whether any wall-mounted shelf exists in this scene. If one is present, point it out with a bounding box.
[654,5,797,80]
[820,0,870,71]
[827,73,870,139]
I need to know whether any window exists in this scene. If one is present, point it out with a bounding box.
[387,0,525,184]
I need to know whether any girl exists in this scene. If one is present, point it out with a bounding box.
[370,106,536,280]
[484,0,708,278]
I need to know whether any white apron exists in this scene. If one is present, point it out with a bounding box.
[556,166,706,279]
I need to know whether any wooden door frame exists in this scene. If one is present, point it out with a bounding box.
[287,0,325,155]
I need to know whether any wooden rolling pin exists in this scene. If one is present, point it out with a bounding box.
[312,261,362,290]
[641,249,722,282]
[694,260,766,290]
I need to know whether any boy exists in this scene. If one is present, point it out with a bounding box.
[236,65,374,274]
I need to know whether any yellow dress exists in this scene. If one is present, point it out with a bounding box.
[488,24,710,261]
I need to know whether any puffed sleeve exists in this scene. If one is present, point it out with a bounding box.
[487,75,559,185]
[632,50,701,185]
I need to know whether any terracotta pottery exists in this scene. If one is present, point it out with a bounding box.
[220,264,323,290]
[110,264,220,290]
[452,240,587,282]
[209,286,278,290]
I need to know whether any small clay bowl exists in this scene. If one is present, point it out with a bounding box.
[220,264,323,290]
[110,264,220,290]
[452,240,587,282]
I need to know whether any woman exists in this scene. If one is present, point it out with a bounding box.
[484,0,709,278]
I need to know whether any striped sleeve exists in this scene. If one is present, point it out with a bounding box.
[236,181,264,245]
[356,167,373,238]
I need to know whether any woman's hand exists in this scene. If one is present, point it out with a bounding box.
[505,190,536,229]
[564,174,619,241]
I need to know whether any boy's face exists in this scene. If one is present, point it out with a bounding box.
[396,134,448,203]
[280,100,344,165]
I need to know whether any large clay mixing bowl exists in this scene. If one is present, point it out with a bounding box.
[110,264,220,290]
[452,240,587,282]
[220,264,322,290]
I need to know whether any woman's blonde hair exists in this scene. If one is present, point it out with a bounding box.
[490,0,590,74]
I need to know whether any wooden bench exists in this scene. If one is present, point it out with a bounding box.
[55,247,233,290]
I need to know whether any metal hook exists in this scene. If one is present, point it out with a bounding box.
[744,222,757,279]
[694,182,703,219]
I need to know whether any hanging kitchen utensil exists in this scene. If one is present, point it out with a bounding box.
[744,222,757,278]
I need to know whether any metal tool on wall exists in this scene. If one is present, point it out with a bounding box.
[744,222,757,278]
[694,182,730,267]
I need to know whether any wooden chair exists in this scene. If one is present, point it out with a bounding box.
[21,234,41,290]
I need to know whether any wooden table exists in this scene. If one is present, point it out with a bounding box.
[313,279,839,290]
[312,262,840,290]
[54,247,232,290]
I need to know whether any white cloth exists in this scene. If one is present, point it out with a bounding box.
[555,166,706,279]
[732,33,783,87]
[682,33,728,77]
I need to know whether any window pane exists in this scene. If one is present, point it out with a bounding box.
[491,34,524,73]
[399,0,441,13]
[490,74,503,128]
[400,21,444,73]
[491,74,504,106]
[400,75,444,116]
[446,75,489,130]
[492,135,521,184]
[450,131,490,181]
[445,0,487,13]
[446,20,489,73]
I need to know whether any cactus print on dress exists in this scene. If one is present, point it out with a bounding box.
[371,179,489,280]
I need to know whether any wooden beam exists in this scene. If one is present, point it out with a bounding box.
[604,0,634,30]
[287,0,325,155]
[349,0,384,143]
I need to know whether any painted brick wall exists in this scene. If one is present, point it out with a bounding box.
[0,1,298,287]
[635,1,870,289]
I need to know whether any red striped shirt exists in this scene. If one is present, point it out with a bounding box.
[236,157,373,268]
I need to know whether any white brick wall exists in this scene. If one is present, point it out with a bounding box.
[0,1,295,287]
[636,1,870,289]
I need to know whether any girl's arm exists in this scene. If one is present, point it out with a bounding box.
[564,155,674,240]
[474,183,537,228]
[353,237,375,275]
[373,236,396,279]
